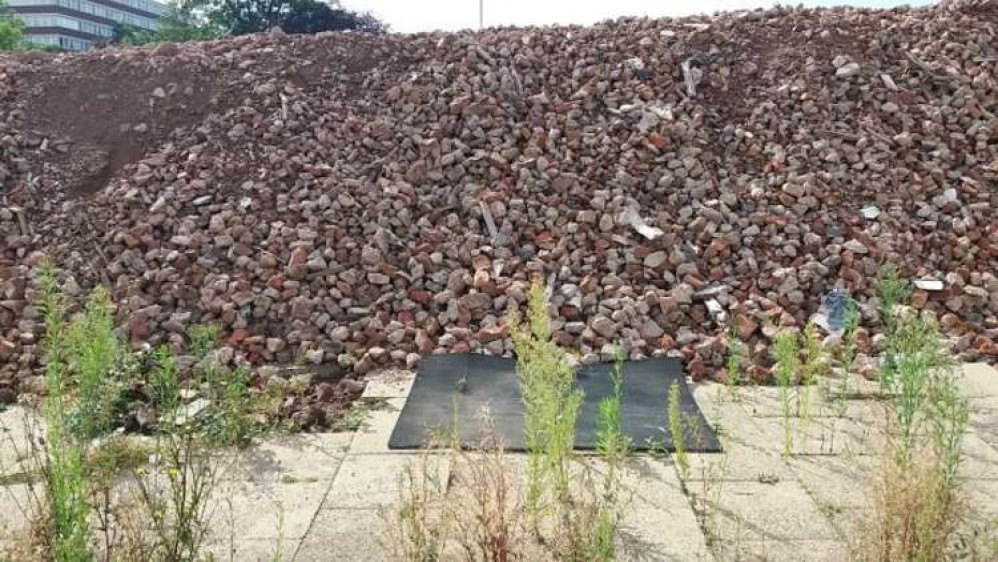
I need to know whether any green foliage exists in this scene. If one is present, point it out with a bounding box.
[393,459,446,562]
[588,348,629,561]
[114,1,222,45]
[874,263,911,390]
[65,287,125,438]
[508,282,628,559]
[37,263,93,562]
[798,322,824,443]
[772,331,798,457]
[724,323,742,400]
[861,270,970,561]
[203,0,389,36]
[25,264,290,562]
[886,313,960,465]
[333,400,372,432]
[508,282,583,517]
[595,348,630,464]
[130,429,218,561]
[149,346,180,415]
[668,383,689,481]
[0,0,24,52]
[832,298,860,411]
[188,323,219,361]
[205,365,253,447]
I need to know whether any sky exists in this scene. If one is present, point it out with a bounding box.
[341,0,937,34]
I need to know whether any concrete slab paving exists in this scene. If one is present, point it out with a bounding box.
[322,453,448,510]
[959,430,998,481]
[967,396,998,441]
[348,397,410,454]
[685,446,789,484]
[226,432,352,484]
[206,537,300,562]
[748,416,881,457]
[362,370,415,399]
[0,407,41,478]
[5,362,997,560]
[688,480,840,543]
[712,538,849,562]
[786,452,877,510]
[614,457,711,562]
[294,508,391,562]
[0,484,36,545]
[959,363,998,398]
[211,478,333,541]
[966,478,998,521]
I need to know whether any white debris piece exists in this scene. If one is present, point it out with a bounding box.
[705,299,727,324]
[913,277,945,292]
[861,205,881,220]
[621,208,664,240]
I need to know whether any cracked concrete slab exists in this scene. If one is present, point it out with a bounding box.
[322,453,447,510]
[959,364,998,398]
[787,452,877,510]
[348,398,409,454]
[211,478,332,541]
[295,508,391,562]
[712,538,849,562]
[225,432,352,484]
[689,479,840,543]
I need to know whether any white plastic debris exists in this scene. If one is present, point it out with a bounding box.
[621,208,664,240]
[861,205,881,220]
[705,299,727,324]
[913,277,945,292]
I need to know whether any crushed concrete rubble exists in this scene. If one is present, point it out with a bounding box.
[2,3,998,402]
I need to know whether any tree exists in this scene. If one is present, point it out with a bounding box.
[114,0,221,45]
[0,0,25,51]
[205,0,388,36]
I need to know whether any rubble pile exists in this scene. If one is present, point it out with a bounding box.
[2,4,998,402]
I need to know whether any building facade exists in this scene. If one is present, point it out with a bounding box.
[7,0,166,51]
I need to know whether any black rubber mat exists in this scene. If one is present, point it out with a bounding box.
[388,354,721,452]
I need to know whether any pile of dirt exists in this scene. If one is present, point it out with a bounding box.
[2,3,998,408]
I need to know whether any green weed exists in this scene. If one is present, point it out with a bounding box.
[668,383,689,481]
[595,348,630,464]
[724,323,743,401]
[508,281,583,521]
[188,324,219,361]
[831,298,860,415]
[64,286,125,439]
[772,331,798,457]
[37,262,93,562]
[798,322,824,445]
[859,270,970,561]
[874,264,911,391]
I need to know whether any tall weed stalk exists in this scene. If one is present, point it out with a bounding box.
[772,331,798,457]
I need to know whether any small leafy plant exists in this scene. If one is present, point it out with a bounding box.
[874,263,911,391]
[668,382,689,481]
[508,281,583,522]
[798,322,824,444]
[860,264,970,561]
[37,262,93,562]
[772,330,798,457]
[724,323,743,401]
